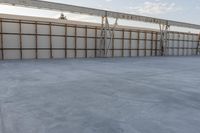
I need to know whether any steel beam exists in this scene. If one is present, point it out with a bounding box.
[0,0,200,29]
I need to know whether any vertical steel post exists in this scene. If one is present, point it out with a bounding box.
[150,32,153,56]
[137,31,140,56]
[129,31,132,57]
[177,33,180,56]
[0,19,4,60]
[100,16,104,57]
[35,22,38,59]
[95,27,97,57]
[159,24,170,56]
[186,34,189,56]
[122,29,124,57]
[75,25,77,58]
[144,32,147,56]
[85,26,87,58]
[19,20,22,59]
[155,32,158,56]
[112,30,115,58]
[196,33,200,55]
[49,23,53,59]
[191,34,194,55]
[65,24,67,58]
[183,34,185,56]
[172,32,175,56]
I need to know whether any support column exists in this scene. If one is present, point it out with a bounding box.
[100,16,106,57]
[49,23,53,59]
[122,29,124,57]
[19,20,23,60]
[196,33,200,55]
[159,23,170,56]
[150,32,153,56]
[137,31,140,56]
[95,27,97,57]
[0,19,4,60]
[100,14,118,57]
[35,22,38,59]
[155,32,158,56]
[74,25,77,58]
[65,24,67,58]
[85,26,88,58]
[129,31,132,57]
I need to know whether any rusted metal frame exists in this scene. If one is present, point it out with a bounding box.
[19,20,23,59]
[177,33,180,56]
[182,34,185,56]
[122,29,125,57]
[2,18,148,32]
[187,34,190,56]
[0,19,4,60]
[65,24,67,58]
[172,33,175,56]
[112,31,115,58]
[2,19,200,35]
[2,19,155,33]
[75,25,77,58]
[85,26,88,58]
[129,31,132,57]
[137,31,140,56]
[1,19,99,30]
[94,27,97,57]
[2,48,158,50]
[186,34,189,56]
[196,34,200,55]
[191,35,194,55]
[190,34,196,54]
[49,22,53,58]
[150,32,153,56]
[185,34,188,56]
[1,32,199,42]
[155,32,158,56]
[144,32,147,56]
[35,22,38,59]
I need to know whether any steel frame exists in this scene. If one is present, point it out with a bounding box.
[1,0,199,57]
[0,18,3,59]
[0,17,199,60]
[159,24,170,56]
[100,15,118,57]
[0,0,200,29]
[197,33,200,55]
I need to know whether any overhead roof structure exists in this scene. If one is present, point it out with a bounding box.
[0,0,200,29]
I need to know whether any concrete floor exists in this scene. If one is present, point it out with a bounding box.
[0,56,200,133]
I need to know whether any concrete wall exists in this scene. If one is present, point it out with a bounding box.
[0,14,199,60]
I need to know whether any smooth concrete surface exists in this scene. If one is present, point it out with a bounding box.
[0,56,200,133]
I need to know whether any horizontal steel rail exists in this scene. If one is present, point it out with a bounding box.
[0,0,200,29]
